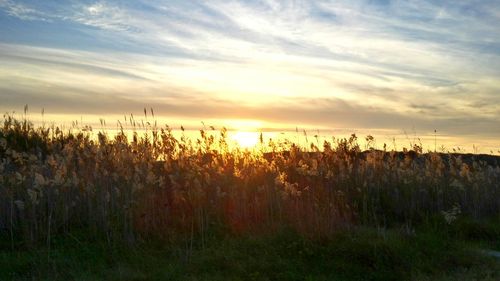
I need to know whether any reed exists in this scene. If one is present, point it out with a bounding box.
[1,113,499,249]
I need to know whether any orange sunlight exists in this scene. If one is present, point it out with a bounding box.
[230,131,260,148]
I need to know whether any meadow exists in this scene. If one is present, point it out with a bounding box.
[1,113,499,280]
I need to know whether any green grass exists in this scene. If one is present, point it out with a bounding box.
[2,220,499,281]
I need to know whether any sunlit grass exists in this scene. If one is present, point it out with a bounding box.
[1,112,499,280]
[0,112,499,250]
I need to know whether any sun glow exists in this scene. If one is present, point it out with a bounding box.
[230,131,260,148]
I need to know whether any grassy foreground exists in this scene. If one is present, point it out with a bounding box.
[2,218,499,281]
[1,114,499,280]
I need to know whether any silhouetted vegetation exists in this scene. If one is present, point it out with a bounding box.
[1,114,499,280]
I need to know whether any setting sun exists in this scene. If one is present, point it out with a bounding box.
[230,131,260,148]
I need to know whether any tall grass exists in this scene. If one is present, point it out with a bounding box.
[1,114,499,249]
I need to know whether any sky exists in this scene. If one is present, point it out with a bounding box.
[0,0,499,145]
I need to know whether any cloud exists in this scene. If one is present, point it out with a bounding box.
[69,1,137,32]
[3,80,498,138]
[0,1,499,141]
[0,0,50,21]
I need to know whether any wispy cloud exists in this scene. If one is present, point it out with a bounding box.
[0,0,50,21]
[0,0,499,140]
[69,1,139,32]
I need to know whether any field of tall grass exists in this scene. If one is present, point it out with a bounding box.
[1,112,499,280]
